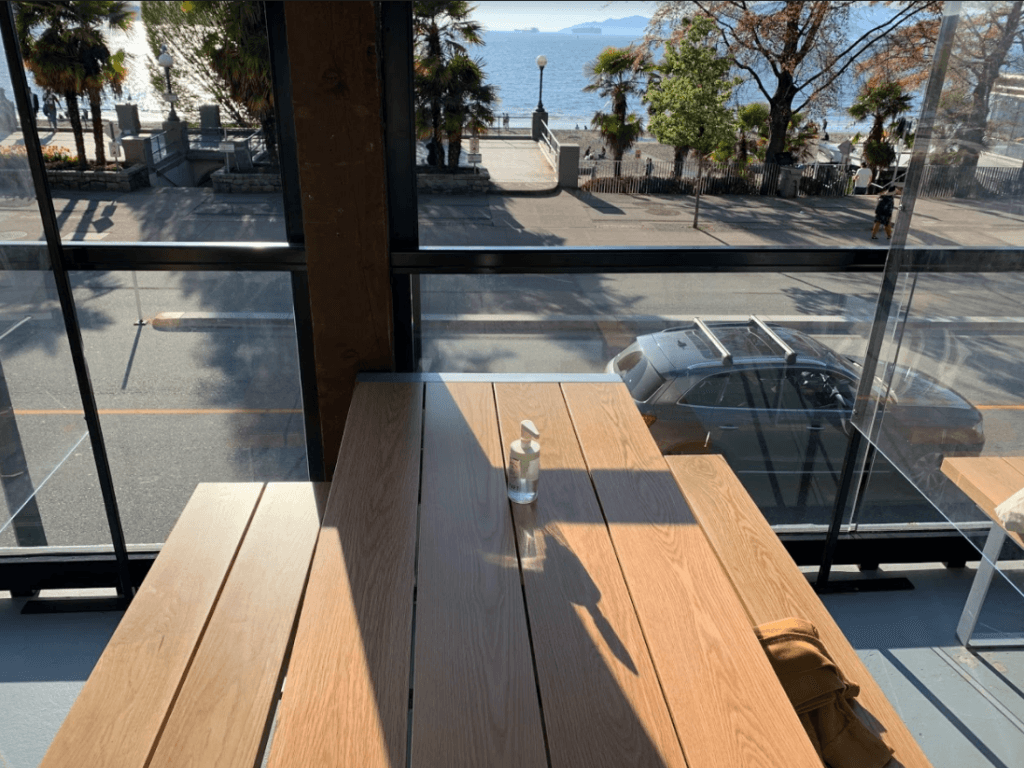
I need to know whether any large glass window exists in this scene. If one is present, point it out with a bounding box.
[13,1,286,244]
[73,270,304,545]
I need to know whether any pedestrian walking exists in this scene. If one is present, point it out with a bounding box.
[853,163,871,195]
[871,185,897,240]
[42,93,57,132]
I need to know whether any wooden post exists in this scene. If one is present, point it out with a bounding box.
[284,2,394,477]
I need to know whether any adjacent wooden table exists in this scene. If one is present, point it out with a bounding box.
[941,456,1024,648]
[267,377,823,768]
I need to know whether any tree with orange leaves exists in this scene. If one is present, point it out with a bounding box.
[644,2,942,164]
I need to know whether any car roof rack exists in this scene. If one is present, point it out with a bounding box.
[693,317,732,364]
[749,315,797,364]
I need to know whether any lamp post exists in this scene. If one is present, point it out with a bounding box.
[157,44,179,122]
[536,54,546,110]
[531,54,548,141]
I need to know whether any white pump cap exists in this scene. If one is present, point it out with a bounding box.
[514,420,539,456]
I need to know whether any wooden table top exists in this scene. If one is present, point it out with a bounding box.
[942,455,1024,548]
[269,379,822,768]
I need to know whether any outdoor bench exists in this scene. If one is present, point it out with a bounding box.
[940,455,1024,647]
[38,481,330,768]
[668,453,935,768]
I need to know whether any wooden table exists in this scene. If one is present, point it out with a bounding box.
[266,376,823,768]
[941,456,1024,648]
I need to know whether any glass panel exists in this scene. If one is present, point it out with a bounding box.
[11,1,286,243]
[853,1,1024,603]
[415,1,940,249]
[419,270,908,527]
[0,24,110,550]
[74,270,305,545]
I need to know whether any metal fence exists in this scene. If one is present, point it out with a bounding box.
[538,120,558,172]
[918,164,1024,198]
[150,131,169,164]
[578,156,852,197]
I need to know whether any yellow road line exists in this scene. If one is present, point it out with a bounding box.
[976,405,1024,411]
[15,408,302,415]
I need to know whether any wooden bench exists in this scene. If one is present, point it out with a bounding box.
[38,481,329,768]
[941,455,1024,647]
[667,453,935,768]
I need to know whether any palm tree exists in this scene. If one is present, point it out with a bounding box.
[16,1,131,169]
[440,54,495,169]
[848,81,913,146]
[734,102,770,165]
[414,1,483,167]
[584,46,652,175]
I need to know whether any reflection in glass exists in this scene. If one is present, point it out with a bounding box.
[852,2,1024,604]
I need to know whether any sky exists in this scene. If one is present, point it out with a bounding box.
[471,1,659,32]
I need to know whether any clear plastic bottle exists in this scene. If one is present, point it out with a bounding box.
[507,419,540,504]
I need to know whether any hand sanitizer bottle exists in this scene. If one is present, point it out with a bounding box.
[507,420,540,504]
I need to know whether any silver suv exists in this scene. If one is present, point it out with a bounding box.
[608,318,984,522]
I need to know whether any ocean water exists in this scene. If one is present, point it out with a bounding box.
[480,30,874,136]
[0,22,874,136]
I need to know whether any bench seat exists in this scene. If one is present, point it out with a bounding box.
[39,481,328,768]
[667,453,934,768]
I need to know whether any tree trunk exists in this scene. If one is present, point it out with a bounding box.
[693,156,703,229]
[261,113,279,169]
[764,77,796,162]
[447,128,462,170]
[954,0,1022,197]
[88,88,105,167]
[673,145,689,180]
[63,92,88,170]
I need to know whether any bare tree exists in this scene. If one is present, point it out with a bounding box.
[644,1,941,163]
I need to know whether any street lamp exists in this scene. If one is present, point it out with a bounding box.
[157,44,179,122]
[532,55,548,141]
[536,54,547,110]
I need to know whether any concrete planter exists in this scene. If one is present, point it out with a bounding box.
[417,167,490,194]
[212,168,282,193]
[46,163,150,193]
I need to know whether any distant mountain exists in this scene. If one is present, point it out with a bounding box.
[558,15,650,34]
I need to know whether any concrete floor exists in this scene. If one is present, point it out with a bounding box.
[1,563,1022,768]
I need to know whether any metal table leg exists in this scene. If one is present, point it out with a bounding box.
[956,523,1023,648]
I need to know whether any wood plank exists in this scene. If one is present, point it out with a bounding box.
[39,483,265,768]
[148,482,328,768]
[942,456,1024,548]
[267,382,423,768]
[668,453,933,768]
[561,382,822,768]
[411,382,546,768]
[494,383,688,768]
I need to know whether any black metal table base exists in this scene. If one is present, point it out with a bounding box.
[20,596,129,614]
[811,575,915,594]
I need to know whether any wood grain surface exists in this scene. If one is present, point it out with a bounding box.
[494,383,688,768]
[668,453,934,768]
[267,383,423,768]
[561,383,822,768]
[148,482,328,768]
[411,382,546,768]
[942,456,1024,548]
[39,483,265,768]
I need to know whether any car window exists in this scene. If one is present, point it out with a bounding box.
[679,374,728,406]
[719,370,776,409]
[791,370,851,410]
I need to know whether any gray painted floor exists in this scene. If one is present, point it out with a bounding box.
[2,564,1022,768]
